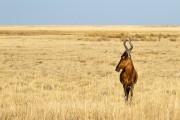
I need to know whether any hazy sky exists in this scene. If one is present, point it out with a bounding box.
[0,0,180,25]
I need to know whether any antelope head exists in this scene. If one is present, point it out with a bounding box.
[115,38,133,72]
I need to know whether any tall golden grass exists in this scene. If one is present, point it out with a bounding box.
[0,26,180,120]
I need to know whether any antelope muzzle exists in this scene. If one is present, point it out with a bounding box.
[115,63,120,72]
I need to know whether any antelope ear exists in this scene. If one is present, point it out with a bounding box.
[121,51,127,57]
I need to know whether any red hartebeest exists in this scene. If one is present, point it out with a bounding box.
[115,39,138,101]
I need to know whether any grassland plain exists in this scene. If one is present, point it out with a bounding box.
[0,26,180,120]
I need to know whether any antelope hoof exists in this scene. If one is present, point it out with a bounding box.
[124,96,128,101]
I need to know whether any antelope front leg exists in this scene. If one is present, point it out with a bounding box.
[123,85,128,101]
[130,85,134,99]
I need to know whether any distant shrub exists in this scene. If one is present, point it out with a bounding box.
[169,38,176,41]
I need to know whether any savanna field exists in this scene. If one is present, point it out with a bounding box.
[0,26,180,120]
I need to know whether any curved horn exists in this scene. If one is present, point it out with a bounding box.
[123,38,133,57]
[123,39,129,51]
[128,39,133,51]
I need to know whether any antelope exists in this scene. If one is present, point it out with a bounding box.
[115,39,138,101]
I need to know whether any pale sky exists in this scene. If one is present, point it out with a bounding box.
[0,0,180,25]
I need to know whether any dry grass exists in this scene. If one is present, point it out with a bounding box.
[0,26,180,120]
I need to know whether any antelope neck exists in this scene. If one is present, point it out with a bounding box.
[124,60,134,73]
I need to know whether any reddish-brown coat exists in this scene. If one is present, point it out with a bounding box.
[115,40,138,101]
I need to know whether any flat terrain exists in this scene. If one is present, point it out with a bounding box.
[0,26,180,119]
